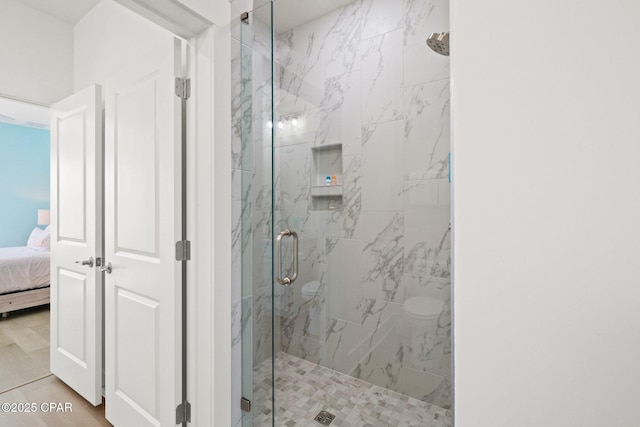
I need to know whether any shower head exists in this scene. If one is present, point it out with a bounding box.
[426,32,449,56]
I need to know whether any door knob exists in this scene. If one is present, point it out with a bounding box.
[75,257,94,267]
[100,263,112,274]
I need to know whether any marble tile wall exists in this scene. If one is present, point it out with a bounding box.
[231,0,451,423]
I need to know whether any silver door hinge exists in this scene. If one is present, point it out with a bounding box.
[175,78,191,100]
[241,397,251,413]
[175,240,191,261]
[176,400,191,424]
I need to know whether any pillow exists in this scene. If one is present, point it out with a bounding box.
[44,225,50,232]
[27,227,50,252]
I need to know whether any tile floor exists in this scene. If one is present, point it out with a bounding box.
[251,352,453,427]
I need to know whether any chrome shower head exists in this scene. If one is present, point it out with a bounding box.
[426,32,449,56]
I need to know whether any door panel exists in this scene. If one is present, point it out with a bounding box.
[115,289,159,415]
[56,269,87,362]
[113,79,159,256]
[104,38,183,427]
[57,111,87,242]
[50,84,103,406]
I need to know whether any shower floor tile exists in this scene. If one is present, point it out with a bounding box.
[251,352,452,427]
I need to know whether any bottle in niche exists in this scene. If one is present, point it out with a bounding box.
[326,176,331,186]
[331,175,337,185]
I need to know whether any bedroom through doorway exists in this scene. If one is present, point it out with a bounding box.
[0,96,52,394]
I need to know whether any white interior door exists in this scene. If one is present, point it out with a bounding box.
[104,38,183,427]
[50,84,103,406]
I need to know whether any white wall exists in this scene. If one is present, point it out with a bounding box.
[0,0,73,105]
[452,1,640,426]
[74,0,174,91]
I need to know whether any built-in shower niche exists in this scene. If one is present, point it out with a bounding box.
[310,144,343,210]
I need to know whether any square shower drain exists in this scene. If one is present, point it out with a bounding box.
[314,410,336,425]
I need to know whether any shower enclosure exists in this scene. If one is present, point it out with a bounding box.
[231,0,451,425]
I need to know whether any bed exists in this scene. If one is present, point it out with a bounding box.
[0,246,50,317]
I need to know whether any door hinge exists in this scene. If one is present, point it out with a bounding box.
[176,400,191,424]
[175,240,191,261]
[175,77,191,100]
[241,397,251,413]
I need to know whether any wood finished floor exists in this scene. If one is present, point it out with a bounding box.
[0,307,111,426]
[0,375,111,426]
[0,306,51,393]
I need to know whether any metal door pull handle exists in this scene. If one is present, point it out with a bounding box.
[100,263,112,274]
[75,257,94,267]
[276,229,298,286]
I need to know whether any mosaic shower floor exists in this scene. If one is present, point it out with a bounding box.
[251,352,453,427]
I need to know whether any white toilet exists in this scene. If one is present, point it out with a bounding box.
[300,281,323,337]
[301,280,322,302]
[402,296,444,365]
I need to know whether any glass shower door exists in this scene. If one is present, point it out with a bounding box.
[235,2,274,426]
[236,0,453,425]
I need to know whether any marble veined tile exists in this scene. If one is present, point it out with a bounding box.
[403,179,450,278]
[321,0,365,79]
[403,0,450,87]
[231,298,242,350]
[285,334,325,367]
[403,274,450,301]
[275,188,311,242]
[354,325,405,391]
[362,0,403,40]
[251,235,271,293]
[231,170,242,302]
[324,318,362,373]
[276,0,365,81]
[231,39,243,169]
[252,286,272,366]
[397,366,452,409]
[274,27,326,109]
[275,143,311,191]
[314,71,362,152]
[361,212,405,302]
[252,144,272,215]
[356,297,403,349]
[397,296,451,378]
[278,261,327,346]
[361,28,404,125]
[326,238,364,324]
[326,155,363,239]
[362,120,404,211]
[232,170,253,302]
[404,79,451,181]
[232,42,257,173]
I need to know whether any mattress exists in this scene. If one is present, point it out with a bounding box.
[0,246,50,294]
